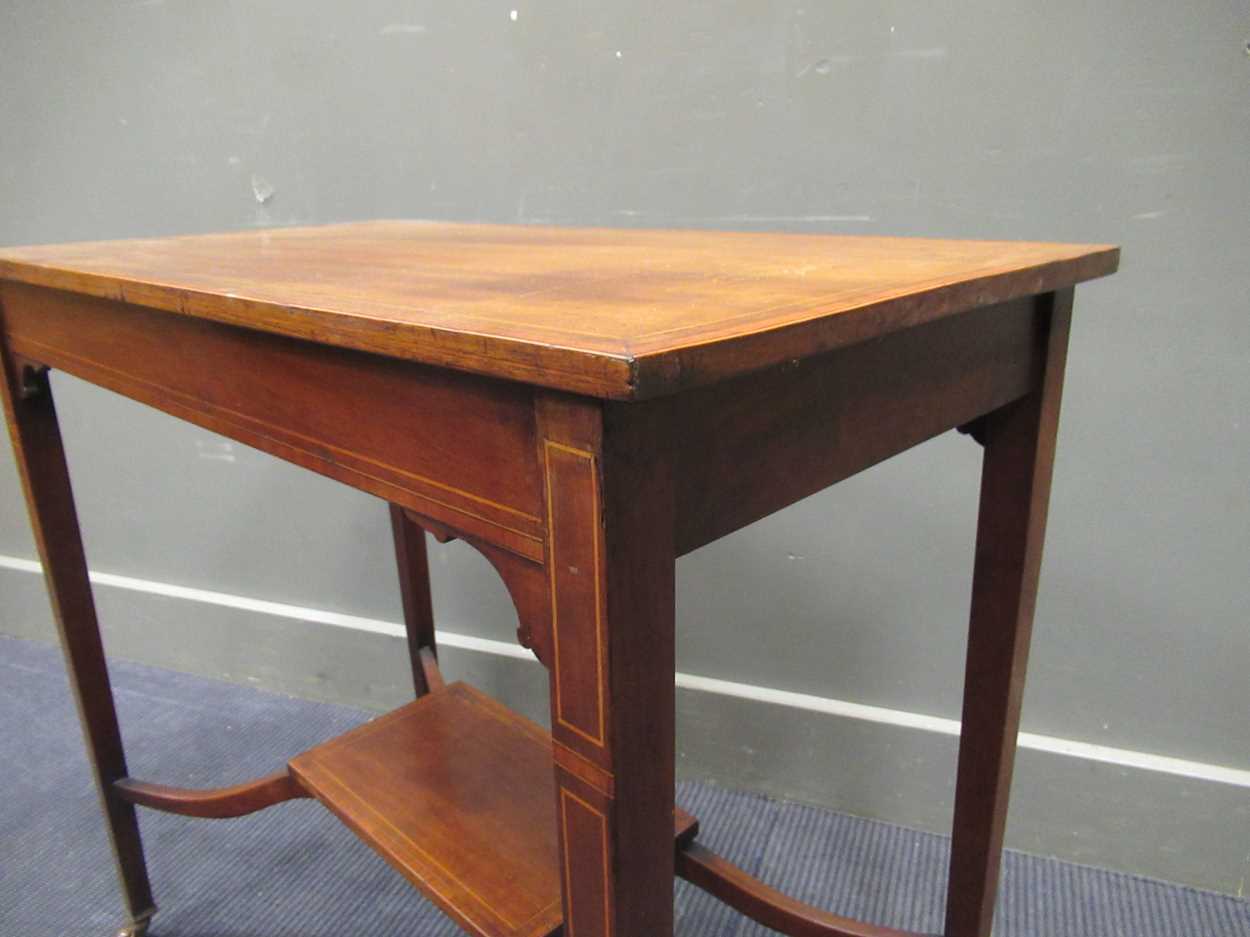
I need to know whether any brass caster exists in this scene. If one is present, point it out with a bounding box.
[115,917,152,937]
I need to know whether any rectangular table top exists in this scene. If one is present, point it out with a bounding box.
[0,221,1117,399]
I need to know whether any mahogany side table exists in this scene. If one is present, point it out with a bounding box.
[0,222,1118,937]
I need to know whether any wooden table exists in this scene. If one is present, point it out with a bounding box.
[0,222,1118,937]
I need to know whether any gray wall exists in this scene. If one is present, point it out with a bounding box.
[2,0,1247,897]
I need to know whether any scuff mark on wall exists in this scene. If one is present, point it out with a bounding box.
[1131,153,1191,173]
[612,210,874,225]
[194,440,237,464]
[379,24,428,36]
[251,174,275,205]
[798,57,841,76]
[721,213,874,223]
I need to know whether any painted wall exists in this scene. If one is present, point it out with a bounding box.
[1,0,1247,895]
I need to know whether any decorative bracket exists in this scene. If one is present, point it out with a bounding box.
[403,509,458,545]
[957,415,988,447]
[14,357,49,401]
[401,508,553,667]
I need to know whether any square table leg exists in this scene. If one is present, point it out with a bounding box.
[945,289,1073,937]
[0,351,157,937]
[389,502,440,697]
[539,395,678,937]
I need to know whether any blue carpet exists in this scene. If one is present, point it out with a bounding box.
[1,634,1246,936]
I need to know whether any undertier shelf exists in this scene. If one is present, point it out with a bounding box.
[289,681,695,937]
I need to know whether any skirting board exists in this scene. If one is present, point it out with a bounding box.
[1,557,1247,897]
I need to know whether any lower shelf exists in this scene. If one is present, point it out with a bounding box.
[119,679,920,937]
[289,682,695,937]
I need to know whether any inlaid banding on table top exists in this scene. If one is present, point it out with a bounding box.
[0,221,1119,398]
[1,219,1118,937]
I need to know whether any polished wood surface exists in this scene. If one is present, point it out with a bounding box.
[113,771,307,819]
[677,843,934,937]
[288,681,696,937]
[539,393,679,937]
[389,504,441,696]
[944,290,1072,937]
[671,296,1044,554]
[0,221,1118,937]
[1,282,545,560]
[0,221,1117,398]
[0,356,157,937]
[290,682,565,937]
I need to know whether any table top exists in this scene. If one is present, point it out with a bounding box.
[0,221,1118,399]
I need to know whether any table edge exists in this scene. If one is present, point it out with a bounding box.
[0,243,1118,400]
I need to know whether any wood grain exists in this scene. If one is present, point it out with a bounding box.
[539,393,680,937]
[672,297,1045,554]
[0,221,1118,399]
[287,681,696,937]
[677,842,935,937]
[401,506,554,664]
[945,290,1073,937]
[2,282,545,559]
[0,217,1115,937]
[544,438,609,750]
[113,772,307,819]
[290,682,566,937]
[0,344,157,934]
[389,503,440,696]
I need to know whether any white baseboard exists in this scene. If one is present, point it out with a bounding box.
[2,553,1246,789]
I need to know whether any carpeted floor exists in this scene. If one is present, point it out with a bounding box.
[1,633,1246,936]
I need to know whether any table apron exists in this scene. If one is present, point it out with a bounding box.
[1,282,1054,570]
[671,295,1048,555]
[0,282,546,562]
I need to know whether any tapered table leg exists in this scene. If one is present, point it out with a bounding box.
[389,503,439,696]
[0,353,156,937]
[945,290,1074,937]
[540,395,677,937]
